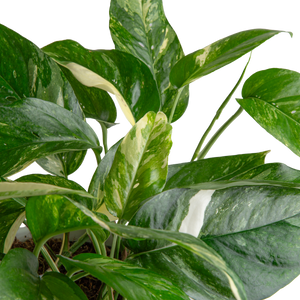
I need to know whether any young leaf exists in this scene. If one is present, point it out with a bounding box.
[109,0,189,122]
[0,98,100,176]
[59,254,189,300]
[104,111,172,220]
[170,29,291,88]
[238,68,300,157]
[0,248,88,300]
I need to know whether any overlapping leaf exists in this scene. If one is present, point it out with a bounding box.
[0,248,88,300]
[0,176,98,257]
[64,198,247,300]
[238,68,300,157]
[170,29,290,88]
[26,195,109,251]
[43,40,160,125]
[59,254,189,300]
[0,98,100,176]
[109,0,189,122]
[125,160,300,299]
[104,111,172,220]
[0,24,87,177]
[165,151,268,190]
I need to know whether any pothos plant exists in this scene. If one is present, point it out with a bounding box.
[1,0,300,299]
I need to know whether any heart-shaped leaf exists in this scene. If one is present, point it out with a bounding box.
[238,68,300,157]
[124,161,300,299]
[43,41,160,125]
[0,98,100,176]
[26,195,109,252]
[0,248,88,300]
[109,0,189,122]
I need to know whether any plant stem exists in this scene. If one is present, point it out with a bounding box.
[88,230,102,255]
[40,246,60,272]
[93,147,102,165]
[189,51,254,161]
[110,234,118,259]
[99,121,109,154]
[57,231,90,267]
[198,107,244,159]
[108,286,114,300]
[168,87,184,124]
[71,271,90,282]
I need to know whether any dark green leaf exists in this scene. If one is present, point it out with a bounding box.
[170,26,296,88]
[0,248,88,300]
[236,66,300,160]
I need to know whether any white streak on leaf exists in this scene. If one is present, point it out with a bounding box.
[195,45,211,67]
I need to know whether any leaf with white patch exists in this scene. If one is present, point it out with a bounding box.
[109,0,189,122]
[43,40,160,125]
[170,29,290,88]
[104,111,172,220]
[0,98,100,176]
[66,200,247,300]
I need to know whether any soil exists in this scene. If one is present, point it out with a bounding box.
[12,238,118,300]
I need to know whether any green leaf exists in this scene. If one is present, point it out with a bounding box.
[126,163,300,299]
[0,200,25,253]
[88,140,122,210]
[43,40,160,125]
[170,29,290,88]
[16,174,97,210]
[35,150,90,178]
[199,183,300,299]
[26,195,109,250]
[109,0,189,122]
[0,181,94,201]
[0,248,88,300]
[0,98,100,176]
[104,111,172,220]
[0,23,87,177]
[238,68,300,157]
[165,151,268,190]
[60,67,117,123]
[68,201,247,300]
[60,253,189,300]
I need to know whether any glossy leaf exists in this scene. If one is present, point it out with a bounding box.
[170,29,290,88]
[109,0,189,122]
[60,253,189,300]
[126,164,300,299]
[0,181,94,201]
[60,67,117,123]
[0,23,87,177]
[43,40,160,125]
[0,98,100,176]
[26,195,109,249]
[104,111,172,220]
[66,200,247,300]
[0,248,88,300]
[88,140,122,210]
[0,200,25,253]
[238,68,300,157]
[35,150,90,178]
[165,151,268,190]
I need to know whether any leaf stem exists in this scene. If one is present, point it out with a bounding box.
[168,86,184,124]
[110,234,118,258]
[93,147,102,165]
[198,107,244,159]
[40,246,60,272]
[188,50,254,161]
[88,229,102,255]
[71,271,90,282]
[99,121,109,154]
